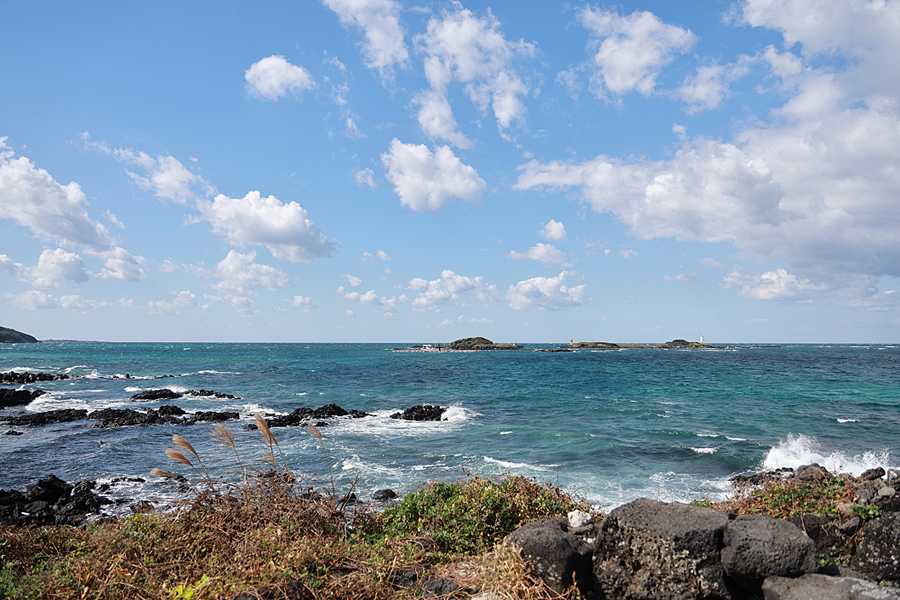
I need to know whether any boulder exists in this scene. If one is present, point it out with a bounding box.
[255,404,366,428]
[390,405,446,421]
[0,388,45,408]
[373,489,397,501]
[1,408,88,426]
[504,516,593,595]
[762,573,900,600]
[859,468,887,482]
[130,389,180,400]
[721,514,817,597]
[851,512,900,581]
[0,371,69,384]
[422,577,461,598]
[26,474,72,503]
[593,498,732,600]
[795,464,831,483]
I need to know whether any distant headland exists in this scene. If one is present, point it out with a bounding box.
[0,327,38,344]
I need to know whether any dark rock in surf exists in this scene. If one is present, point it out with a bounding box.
[252,404,369,429]
[1,475,111,526]
[1,408,88,426]
[130,389,180,401]
[390,405,446,421]
[373,489,397,501]
[130,388,239,401]
[0,388,45,408]
[0,371,69,384]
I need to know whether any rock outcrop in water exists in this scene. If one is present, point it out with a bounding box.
[130,388,240,400]
[0,406,239,428]
[0,371,70,384]
[390,405,446,421]
[251,404,370,429]
[0,388,45,408]
[0,475,111,526]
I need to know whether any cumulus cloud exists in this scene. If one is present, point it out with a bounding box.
[343,274,362,287]
[506,271,587,311]
[578,6,697,100]
[0,249,89,288]
[146,291,205,315]
[290,296,316,313]
[82,133,206,205]
[407,269,495,311]
[337,286,396,311]
[540,219,567,241]
[245,55,316,100]
[506,243,567,265]
[198,191,339,262]
[210,250,291,295]
[515,7,900,307]
[414,4,535,144]
[723,267,824,301]
[97,247,148,281]
[354,168,376,188]
[0,138,116,252]
[323,0,409,83]
[30,249,89,288]
[5,290,110,311]
[381,139,485,211]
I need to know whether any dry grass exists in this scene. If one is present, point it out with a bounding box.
[0,421,587,600]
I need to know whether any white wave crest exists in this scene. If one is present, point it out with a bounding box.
[762,434,894,476]
[483,456,548,471]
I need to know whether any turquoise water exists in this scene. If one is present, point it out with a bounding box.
[1,342,898,512]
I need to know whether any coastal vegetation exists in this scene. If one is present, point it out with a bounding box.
[567,339,712,349]
[0,420,590,599]
[0,327,38,344]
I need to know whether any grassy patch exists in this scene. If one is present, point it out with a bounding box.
[713,475,856,520]
[0,418,592,599]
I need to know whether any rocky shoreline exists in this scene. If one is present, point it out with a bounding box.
[3,463,899,599]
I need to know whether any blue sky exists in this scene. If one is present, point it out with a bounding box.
[2,0,899,343]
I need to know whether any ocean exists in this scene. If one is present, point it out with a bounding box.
[1,342,898,513]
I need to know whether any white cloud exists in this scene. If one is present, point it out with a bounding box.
[381,139,485,211]
[506,271,587,311]
[82,134,205,205]
[578,6,697,100]
[437,314,494,328]
[407,269,495,311]
[290,296,316,313]
[344,274,362,287]
[664,271,698,282]
[5,290,110,311]
[414,4,535,144]
[540,219,567,241]
[198,191,339,262]
[30,249,89,288]
[506,243,567,265]
[677,64,729,113]
[377,250,393,261]
[354,168,376,188]
[723,267,824,301]
[245,55,315,101]
[0,138,116,252]
[146,291,203,315]
[210,250,291,295]
[323,0,409,83]
[97,247,148,281]
[700,258,723,270]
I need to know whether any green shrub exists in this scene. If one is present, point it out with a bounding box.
[373,475,592,555]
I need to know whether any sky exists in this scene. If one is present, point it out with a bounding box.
[1,0,899,343]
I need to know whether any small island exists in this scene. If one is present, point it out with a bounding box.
[567,338,713,350]
[448,336,523,350]
[0,326,39,344]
